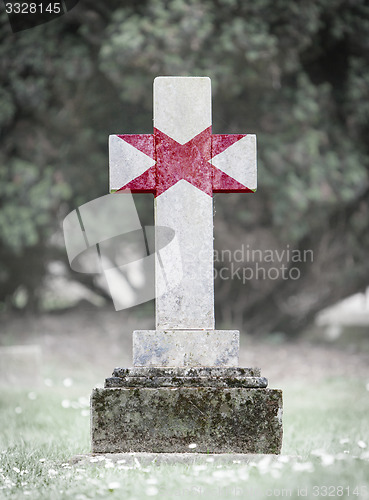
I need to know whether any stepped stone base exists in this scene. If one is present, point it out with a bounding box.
[91,367,283,454]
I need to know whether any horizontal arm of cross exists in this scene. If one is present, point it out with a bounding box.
[109,134,156,193]
[109,130,257,196]
[211,134,256,193]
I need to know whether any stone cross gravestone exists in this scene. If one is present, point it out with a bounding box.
[91,77,283,454]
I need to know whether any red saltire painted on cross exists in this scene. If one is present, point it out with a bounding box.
[116,129,254,197]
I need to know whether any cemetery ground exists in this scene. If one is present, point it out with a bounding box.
[1,305,369,499]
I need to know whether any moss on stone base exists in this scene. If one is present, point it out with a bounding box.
[91,387,283,454]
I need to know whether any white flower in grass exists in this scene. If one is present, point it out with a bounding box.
[4,477,14,487]
[339,438,349,444]
[27,392,37,400]
[146,486,159,496]
[61,400,70,409]
[15,407,22,414]
[116,459,126,464]
[39,459,46,463]
[212,469,226,478]
[212,469,238,481]
[271,468,281,479]
[48,469,58,477]
[206,457,214,463]
[292,462,314,472]
[321,454,335,466]
[358,440,367,449]
[108,482,121,491]
[13,467,20,473]
[104,462,114,469]
[24,491,31,496]
[89,458,99,463]
[311,449,325,457]
[193,464,207,472]
[238,468,249,481]
[256,455,272,473]
[81,410,89,417]
[272,461,283,470]
[78,396,89,407]
[336,453,349,460]
[188,443,197,449]
[63,378,73,387]
[146,477,158,485]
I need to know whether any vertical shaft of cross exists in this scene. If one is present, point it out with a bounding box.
[154,77,215,330]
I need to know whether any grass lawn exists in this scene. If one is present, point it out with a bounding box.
[1,376,369,499]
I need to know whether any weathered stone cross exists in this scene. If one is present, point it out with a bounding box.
[92,77,282,455]
[109,77,256,366]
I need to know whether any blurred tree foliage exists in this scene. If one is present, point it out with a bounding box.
[0,0,368,333]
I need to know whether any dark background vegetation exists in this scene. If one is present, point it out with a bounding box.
[1,0,369,336]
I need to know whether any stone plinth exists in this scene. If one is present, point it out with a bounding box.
[133,330,239,367]
[91,367,283,454]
